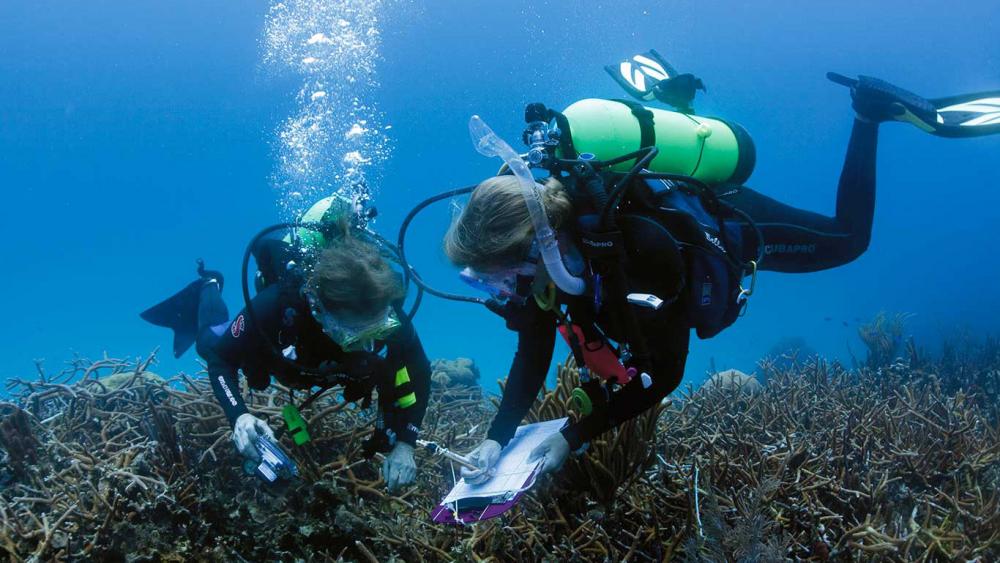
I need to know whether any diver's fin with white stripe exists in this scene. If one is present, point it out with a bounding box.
[606,50,705,112]
[829,72,1000,137]
[605,49,678,101]
[930,93,1000,137]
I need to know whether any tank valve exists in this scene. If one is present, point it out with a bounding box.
[522,103,561,167]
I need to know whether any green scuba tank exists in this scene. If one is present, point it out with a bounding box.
[292,195,357,249]
[559,98,756,185]
[253,195,358,291]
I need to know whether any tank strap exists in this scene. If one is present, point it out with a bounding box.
[611,99,656,153]
[550,109,578,159]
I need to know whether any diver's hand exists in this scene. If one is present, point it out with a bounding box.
[459,439,502,485]
[382,442,417,492]
[528,432,570,476]
[232,413,275,462]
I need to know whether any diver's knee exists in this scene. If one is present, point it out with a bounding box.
[195,326,222,358]
[197,282,229,330]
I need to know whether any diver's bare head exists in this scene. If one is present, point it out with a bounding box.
[444,175,572,272]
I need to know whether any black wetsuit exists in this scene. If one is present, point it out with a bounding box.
[488,120,879,451]
[194,268,431,446]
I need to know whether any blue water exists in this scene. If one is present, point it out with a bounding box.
[2,1,998,392]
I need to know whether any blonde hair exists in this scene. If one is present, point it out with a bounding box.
[444,176,573,271]
[308,225,404,318]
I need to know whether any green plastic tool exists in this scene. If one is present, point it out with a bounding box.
[282,404,311,445]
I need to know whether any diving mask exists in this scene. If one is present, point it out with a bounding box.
[305,291,402,351]
[459,234,586,304]
[459,262,538,304]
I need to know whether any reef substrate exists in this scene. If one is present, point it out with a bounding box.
[1,341,997,561]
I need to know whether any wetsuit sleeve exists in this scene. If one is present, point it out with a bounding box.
[197,287,283,427]
[486,302,558,447]
[209,366,247,426]
[384,318,432,445]
[561,308,690,451]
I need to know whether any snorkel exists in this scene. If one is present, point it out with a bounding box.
[468,115,587,296]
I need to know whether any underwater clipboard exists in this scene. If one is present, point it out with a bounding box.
[430,467,540,524]
[430,418,568,525]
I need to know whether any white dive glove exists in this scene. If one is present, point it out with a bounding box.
[528,432,570,476]
[232,413,275,462]
[460,439,502,485]
[382,442,417,492]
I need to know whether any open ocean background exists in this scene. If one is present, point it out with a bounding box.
[2,0,998,393]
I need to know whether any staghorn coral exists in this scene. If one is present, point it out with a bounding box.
[0,336,997,561]
[764,336,819,379]
[937,331,1000,406]
[683,476,788,563]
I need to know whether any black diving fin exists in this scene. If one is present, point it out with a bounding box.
[140,260,225,358]
[605,49,705,113]
[829,72,1000,137]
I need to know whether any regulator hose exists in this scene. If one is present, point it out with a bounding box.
[396,185,487,306]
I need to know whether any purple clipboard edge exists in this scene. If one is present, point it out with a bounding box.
[430,467,540,525]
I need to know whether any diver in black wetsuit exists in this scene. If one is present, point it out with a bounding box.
[441,71,997,482]
[142,199,431,492]
[459,120,875,473]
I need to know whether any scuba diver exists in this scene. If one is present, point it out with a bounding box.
[141,195,431,492]
[398,50,1000,483]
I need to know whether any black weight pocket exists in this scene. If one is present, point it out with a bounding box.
[686,247,743,339]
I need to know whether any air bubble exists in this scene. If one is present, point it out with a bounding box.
[262,0,397,219]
